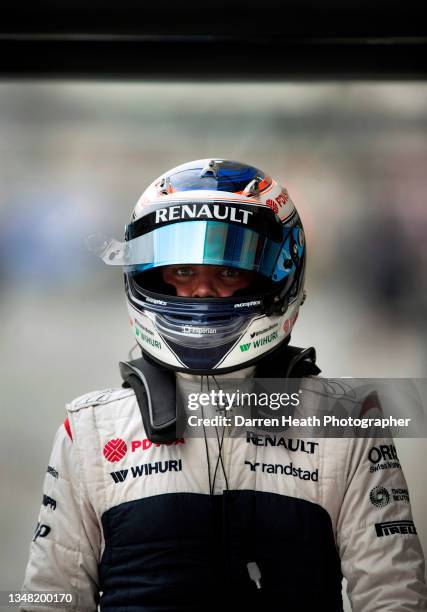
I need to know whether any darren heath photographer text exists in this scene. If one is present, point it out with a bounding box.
[187,415,412,428]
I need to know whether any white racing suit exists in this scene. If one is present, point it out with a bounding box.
[21,373,427,611]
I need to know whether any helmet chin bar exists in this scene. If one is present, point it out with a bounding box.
[138,335,293,376]
[126,273,304,375]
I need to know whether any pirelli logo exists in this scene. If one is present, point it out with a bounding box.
[375,520,417,537]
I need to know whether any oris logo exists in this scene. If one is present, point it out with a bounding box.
[103,439,128,462]
[368,444,398,464]
[369,486,390,508]
[367,444,401,473]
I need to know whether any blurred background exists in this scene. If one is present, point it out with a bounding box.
[0,81,426,609]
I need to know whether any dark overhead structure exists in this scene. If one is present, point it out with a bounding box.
[1,0,426,78]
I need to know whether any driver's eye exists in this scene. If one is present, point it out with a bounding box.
[220,268,240,278]
[174,267,194,277]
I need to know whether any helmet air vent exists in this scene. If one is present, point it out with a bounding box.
[200,159,219,178]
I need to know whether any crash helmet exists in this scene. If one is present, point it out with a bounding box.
[121,159,306,374]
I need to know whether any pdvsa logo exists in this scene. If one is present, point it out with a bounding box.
[103,437,185,462]
[103,439,128,462]
[266,190,289,215]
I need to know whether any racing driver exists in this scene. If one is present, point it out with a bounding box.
[21,159,427,611]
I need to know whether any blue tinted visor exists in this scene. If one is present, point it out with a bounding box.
[101,219,303,283]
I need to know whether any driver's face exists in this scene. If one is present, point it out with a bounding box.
[162,264,255,298]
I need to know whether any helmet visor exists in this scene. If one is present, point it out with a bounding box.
[100,219,302,284]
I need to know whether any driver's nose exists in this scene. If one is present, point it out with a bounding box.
[192,271,219,298]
